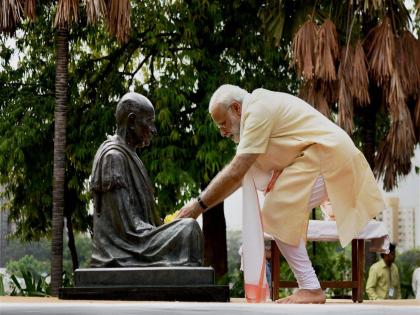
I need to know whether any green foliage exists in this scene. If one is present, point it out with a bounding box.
[226,230,244,297]
[0,0,295,238]
[62,234,92,273]
[3,234,90,294]
[6,255,50,278]
[395,248,420,299]
[9,268,50,297]
[61,270,74,288]
[0,274,5,296]
[4,234,91,274]
[4,238,51,262]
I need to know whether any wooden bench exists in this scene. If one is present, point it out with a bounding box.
[269,220,388,303]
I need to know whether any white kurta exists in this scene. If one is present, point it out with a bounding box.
[237,88,385,247]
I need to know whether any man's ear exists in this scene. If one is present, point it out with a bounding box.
[231,101,242,117]
[127,112,136,128]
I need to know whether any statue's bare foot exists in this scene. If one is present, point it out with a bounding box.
[275,289,326,304]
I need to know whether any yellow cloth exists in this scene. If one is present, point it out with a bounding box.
[366,259,401,300]
[237,88,385,247]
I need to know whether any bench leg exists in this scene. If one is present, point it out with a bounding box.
[351,239,358,302]
[271,240,280,301]
[357,239,365,303]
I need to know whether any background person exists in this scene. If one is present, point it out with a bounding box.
[366,243,401,300]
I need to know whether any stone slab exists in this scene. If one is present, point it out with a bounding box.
[59,285,230,302]
[75,267,215,287]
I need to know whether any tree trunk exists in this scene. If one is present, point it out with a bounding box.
[361,103,377,168]
[361,85,380,273]
[65,214,79,271]
[202,202,228,281]
[51,26,69,296]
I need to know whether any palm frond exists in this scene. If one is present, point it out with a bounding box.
[374,70,415,191]
[365,17,395,86]
[397,31,420,98]
[107,0,131,43]
[315,19,339,82]
[292,19,318,81]
[314,88,331,118]
[24,0,36,20]
[374,105,415,191]
[351,40,370,106]
[388,71,406,119]
[350,0,385,12]
[299,80,316,105]
[0,0,24,33]
[299,80,331,118]
[337,47,354,134]
[414,97,420,141]
[258,0,285,47]
[85,0,106,24]
[54,0,79,28]
[321,79,338,104]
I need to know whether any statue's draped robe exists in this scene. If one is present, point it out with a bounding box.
[90,135,203,267]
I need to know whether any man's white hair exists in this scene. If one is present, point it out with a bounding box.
[209,84,248,113]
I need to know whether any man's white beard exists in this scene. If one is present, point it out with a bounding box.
[231,124,240,144]
[231,133,240,143]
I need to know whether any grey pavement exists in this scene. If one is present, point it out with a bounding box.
[1,301,420,315]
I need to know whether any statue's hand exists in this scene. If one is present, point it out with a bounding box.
[176,200,202,220]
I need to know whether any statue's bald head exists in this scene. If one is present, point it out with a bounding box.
[115,92,154,126]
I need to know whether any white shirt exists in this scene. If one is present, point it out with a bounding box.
[412,267,420,299]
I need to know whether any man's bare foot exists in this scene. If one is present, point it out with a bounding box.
[275,288,326,304]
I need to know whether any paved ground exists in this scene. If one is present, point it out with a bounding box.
[1,297,419,315]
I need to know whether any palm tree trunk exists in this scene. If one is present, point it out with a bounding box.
[202,202,228,281]
[51,25,69,297]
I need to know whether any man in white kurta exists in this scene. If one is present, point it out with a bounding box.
[178,84,385,303]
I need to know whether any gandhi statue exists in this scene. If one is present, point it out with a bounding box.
[90,92,204,267]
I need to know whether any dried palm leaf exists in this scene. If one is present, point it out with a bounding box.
[0,0,24,33]
[85,0,106,24]
[374,70,415,191]
[24,0,36,20]
[351,40,370,106]
[321,79,338,104]
[337,47,354,133]
[396,31,420,98]
[388,71,405,120]
[338,88,354,133]
[292,19,318,81]
[414,97,420,140]
[365,17,395,86]
[299,80,331,118]
[314,89,331,118]
[299,80,316,105]
[374,105,415,191]
[54,0,79,28]
[315,19,339,82]
[107,0,131,43]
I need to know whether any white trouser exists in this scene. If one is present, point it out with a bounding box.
[274,175,328,290]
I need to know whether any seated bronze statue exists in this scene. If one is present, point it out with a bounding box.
[90,92,203,267]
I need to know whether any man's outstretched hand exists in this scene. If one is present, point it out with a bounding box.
[176,199,203,220]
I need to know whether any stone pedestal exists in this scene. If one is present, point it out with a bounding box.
[59,267,229,302]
